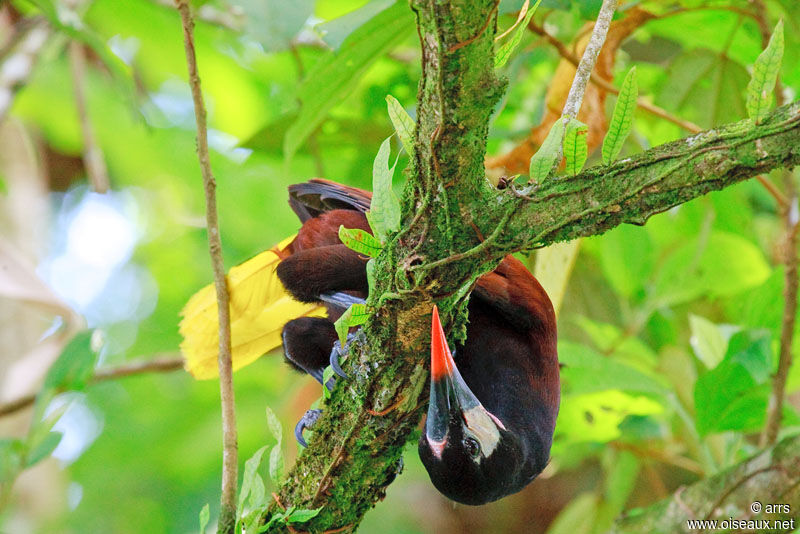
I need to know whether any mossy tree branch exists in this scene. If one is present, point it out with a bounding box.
[260,1,800,531]
[610,433,800,532]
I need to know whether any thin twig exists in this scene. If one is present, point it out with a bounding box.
[175,2,238,532]
[560,0,617,120]
[0,355,184,418]
[69,41,110,193]
[529,21,702,133]
[761,174,798,447]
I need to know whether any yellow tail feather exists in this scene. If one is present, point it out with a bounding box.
[179,235,326,379]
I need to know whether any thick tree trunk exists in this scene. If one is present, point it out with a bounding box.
[261,2,800,532]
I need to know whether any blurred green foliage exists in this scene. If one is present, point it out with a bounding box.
[1,0,798,533]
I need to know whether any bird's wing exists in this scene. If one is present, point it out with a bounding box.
[288,178,372,221]
[180,235,326,379]
[473,255,556,334]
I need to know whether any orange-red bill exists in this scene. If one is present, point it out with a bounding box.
[431,305,455,381]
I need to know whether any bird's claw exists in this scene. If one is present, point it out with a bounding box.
[329,332,358,380]
[294,408,322,448]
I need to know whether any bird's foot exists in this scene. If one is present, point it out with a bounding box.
[294,409,323,448]
[329,332,358,380]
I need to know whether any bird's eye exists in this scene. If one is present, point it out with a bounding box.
[463,437,481,458]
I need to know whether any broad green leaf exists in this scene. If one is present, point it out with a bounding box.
[557,391,663,443]
[529,118,565,183]
[494,0,542,68]
[563,118,588,176]
[239,0,315,53]
[286,507,323,523]
[25,431,62,468]
[659,49,749,127]
[652,232,771,306]
[265,406,284,484]
[41,331,95,391]
[571,316,658,369]
[316,0,395,50]
[747,20,784,123]
[238,445,268,516]
[366,136,400,241]
[602,67,638,165]
[694,330,773,435]
[333,303,370,348]
[284,2,415,159]
[558,341,668,396]
[198,503,210,534]
[688,315,729,369]
[386,95,415,156]
[338,226,383,257]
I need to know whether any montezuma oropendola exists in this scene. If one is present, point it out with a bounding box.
[179,179,560,506]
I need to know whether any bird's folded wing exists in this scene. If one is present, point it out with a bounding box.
[180,235,326,379]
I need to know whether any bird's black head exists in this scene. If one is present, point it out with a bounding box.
[418,306,550,505]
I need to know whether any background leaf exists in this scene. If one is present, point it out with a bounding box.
[283,2,415,160]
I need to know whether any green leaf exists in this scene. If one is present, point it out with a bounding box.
[595,450,640,530]
[265,406,284,484]
[658,49,749,127]
[198,503,210,534]
[545,492,597,534]
[494,0,542,68]
[652,231,771,307]
[602,67,638,165]
[557,391,663,444]
[333,303,370,348]
[316,0,395,50]
[338,226,383,257]
[0,438,25,484]
[238,445,268,516]
[284,2,415,160]
[694,330,773,435]
[563,118,588,176]
[746,20,784,123]
[286,507,323,524]
[25,431,62,468]
[529,118,565,183]
[322,365,335,400]
[35,331,96,420]
[559,341,668,396]
[688,315,730,369]
[386,95,415,156]
[366,136,400,241]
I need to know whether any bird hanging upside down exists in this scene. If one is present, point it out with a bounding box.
[180,179,560,505]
